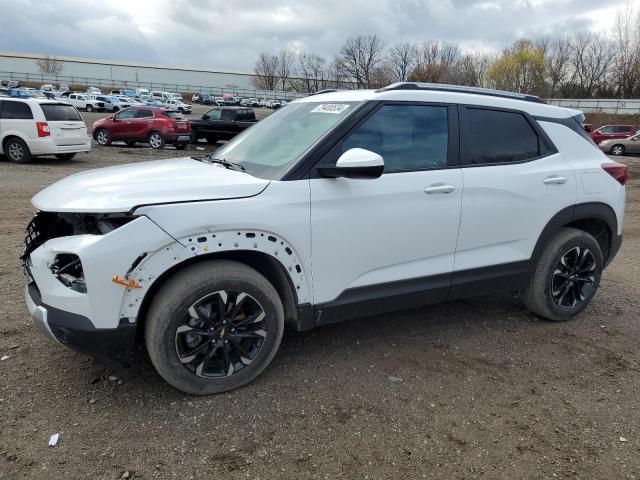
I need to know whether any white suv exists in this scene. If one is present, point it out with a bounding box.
[1,98,90,163]
[22,83,626,394]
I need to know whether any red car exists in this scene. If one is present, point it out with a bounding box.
[92,107,191,149]
[589,124,637,144]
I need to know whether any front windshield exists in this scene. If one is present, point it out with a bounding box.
[212,101,358,179]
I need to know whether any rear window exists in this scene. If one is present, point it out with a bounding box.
[0,100,33,119]
[162,110,185,120]
[40,104,82,121]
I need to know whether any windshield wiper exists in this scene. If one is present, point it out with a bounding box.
[192,154,246,171]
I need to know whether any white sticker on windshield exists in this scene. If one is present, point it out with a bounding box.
[310,104,350,114]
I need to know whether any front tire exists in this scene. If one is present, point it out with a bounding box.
[145,260,285,395]
[175,142,187,150]
[95,128,111,146]
[4,138,31,163]
[610,144,625,156]
[86,105,94,112]
[148,131,165,149]
[522,228,602,321]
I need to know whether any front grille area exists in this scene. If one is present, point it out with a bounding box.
[21,212,73,262]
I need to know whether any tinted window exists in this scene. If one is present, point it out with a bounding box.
[134,109,154,118]
[598,126,615,134]
[341,104,448,172]
[612,126,632,133]
[222,109,235,121]
[115,109,135,120]
[40,104,82,121]
[465,108,538,164]
[1,101,33,119]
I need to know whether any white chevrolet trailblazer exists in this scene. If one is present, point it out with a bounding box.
[23,83,626,394]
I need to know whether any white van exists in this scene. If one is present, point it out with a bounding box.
[151,91,171,102]
[136,88,150,99]
[0,98,90,163]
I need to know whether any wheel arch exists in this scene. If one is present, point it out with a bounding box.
[126,229,310,341]
[532,202,618,266]
[1,133,29,151]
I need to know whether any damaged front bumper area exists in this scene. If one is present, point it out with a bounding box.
[22,211,182,358]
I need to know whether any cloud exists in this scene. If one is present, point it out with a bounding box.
[0,0,623,72]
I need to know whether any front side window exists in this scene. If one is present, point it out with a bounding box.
[341,104,449,172]
[1,101,34,119]
[115,109,135,120]
[205,108,222,120]
[464,108,539,164]
[598,126,615,134]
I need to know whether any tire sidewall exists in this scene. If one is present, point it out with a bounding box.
[146,264,284,395]
[148,132,165,149]
[5,138,31,163]
[538,231,603,320]
[96,129,111,146]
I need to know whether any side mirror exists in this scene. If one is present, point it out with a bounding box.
[202,114,208,120]
[317,148,384,179]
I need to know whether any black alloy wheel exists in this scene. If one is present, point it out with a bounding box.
[551,246,596,308]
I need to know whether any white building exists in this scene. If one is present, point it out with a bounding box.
[0,51,302,98]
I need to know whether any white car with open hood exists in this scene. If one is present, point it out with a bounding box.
[22,83,626,394]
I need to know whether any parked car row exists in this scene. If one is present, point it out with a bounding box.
[189,107,257,144]
[190,94,289,109]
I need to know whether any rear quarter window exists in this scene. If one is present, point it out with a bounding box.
[40,104,82,121]
[1,101,34,119]
[162,111,185,120]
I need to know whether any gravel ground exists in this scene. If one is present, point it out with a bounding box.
[0,108,639,479]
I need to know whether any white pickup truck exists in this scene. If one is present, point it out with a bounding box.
[64,93,105,112]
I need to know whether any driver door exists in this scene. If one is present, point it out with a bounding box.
[309,102,463,320]
[110,108,135,139]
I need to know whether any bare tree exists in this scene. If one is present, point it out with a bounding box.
[387,43,418,82]
[296,52,329,92]
[410,41,460,83]
[540,37,573,97]
[251,52,279,91]
[569,32,614,97]
[36,56,64,76]
[449,52,492,87]
[612,2,640,97]
[277,48,296,91]
[337,35,385,88]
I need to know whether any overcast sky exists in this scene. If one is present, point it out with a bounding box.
[0,0,627,73]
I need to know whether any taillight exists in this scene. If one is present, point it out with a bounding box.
[36,122,50,137]
[602,162,629,186]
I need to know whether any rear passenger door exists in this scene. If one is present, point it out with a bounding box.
[453,106,576,279]
[131,108,154,138]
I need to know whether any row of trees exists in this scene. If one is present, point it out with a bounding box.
[252,4,640,99]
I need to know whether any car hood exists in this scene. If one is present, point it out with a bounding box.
[32,157,269,213]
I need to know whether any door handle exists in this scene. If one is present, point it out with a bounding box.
[543,175,567,185]
[424,184,456,194]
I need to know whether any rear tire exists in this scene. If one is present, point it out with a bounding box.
[4,138,31,164]
[148,131,165,149]
[610,144,625,156]
[522,228,602,321]
[145,260,285,395]
[55,153,76,160]
[175,142,187,150]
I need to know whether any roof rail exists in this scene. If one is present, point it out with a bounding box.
[309,89,338,96]
[375,82,546,104]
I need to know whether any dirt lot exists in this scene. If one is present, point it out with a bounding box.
[0,107,639,479]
